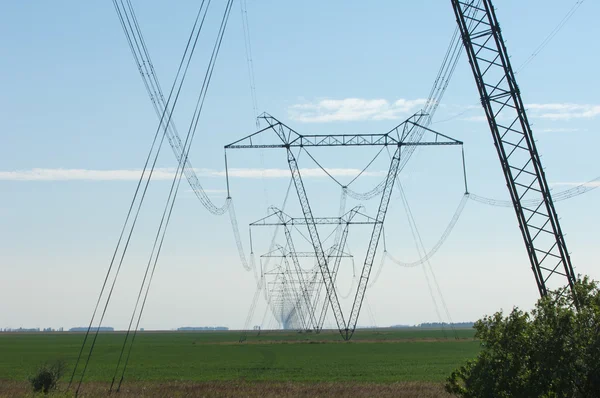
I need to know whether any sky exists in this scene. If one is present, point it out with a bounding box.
[0,0,598,331]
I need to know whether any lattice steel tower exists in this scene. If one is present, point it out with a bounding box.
[451,0,577,296]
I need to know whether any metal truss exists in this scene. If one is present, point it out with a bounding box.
[452,0,576,296]
[251,206,378,227]
[279,216,320,330]
[316,218,352,331]
[262,251,352,259]
[225,113,462,150]
[277,246,309,330]
[265,245,324,331]
[254,207,365,332]
[345,145,401,339]
[227,113,462,340]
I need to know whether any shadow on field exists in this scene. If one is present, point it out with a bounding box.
[0,380,452,397]
[238,348,277,380]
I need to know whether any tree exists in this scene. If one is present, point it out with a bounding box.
[29,359,66,394]
[446,276,600,397]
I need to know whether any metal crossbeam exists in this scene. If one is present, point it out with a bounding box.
[250,206,378,227]
[225,113,462,150]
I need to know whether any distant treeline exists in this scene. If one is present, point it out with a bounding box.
[69,327,114,332]
[2,327,65,332]
[391,322,474,329]
[177,326,229,331]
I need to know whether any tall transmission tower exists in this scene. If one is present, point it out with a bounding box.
[252,207,375,332]
[226,113,463,340]
[451,0,577,296]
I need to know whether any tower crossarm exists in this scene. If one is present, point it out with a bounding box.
[250,206,378,227]
[224,113,463,150]
[262,251,353,259]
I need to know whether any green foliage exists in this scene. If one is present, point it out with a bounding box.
[446,276,600,397]
[29,359,66,394]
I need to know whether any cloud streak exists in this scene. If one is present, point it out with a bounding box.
[288,98,427,122]
[0,168,386,182]
[528,103,600,120]
[551,181,600,188]
[442,102,600,124]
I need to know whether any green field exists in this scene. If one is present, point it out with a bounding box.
[0,329,478,396]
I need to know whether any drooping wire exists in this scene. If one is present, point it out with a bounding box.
[367,251,387,289]
[345,3,479,201]
[469,176,600,207]
[364,296,377,328]
[240,0,259,126]
[239,0,269,209]
[301,145,386,194]
[111,1,236,390]
[516,0,586,73]
[229,200,253,271]
[386,194,469,267]
[346,146,386,187]
[397,182,450,339]
[239,275,265,342]
[398,182,457,339]
[69,2,211,393]
[118,0,230,216]
[434,0,586,125]
[301,148,344,188]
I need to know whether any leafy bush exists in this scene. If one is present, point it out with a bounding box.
[29,360,66,394]
[446,276,600,397]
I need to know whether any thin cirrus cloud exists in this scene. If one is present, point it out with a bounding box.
[0,168,387,182]
[458,103,600,122]
[527,103,600,120]
[288,98,428,123]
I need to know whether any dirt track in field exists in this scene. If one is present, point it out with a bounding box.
[0,380,452,397]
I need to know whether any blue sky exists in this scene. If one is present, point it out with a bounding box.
[1,0,598,331]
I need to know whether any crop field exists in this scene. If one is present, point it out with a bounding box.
[0,328,478,397]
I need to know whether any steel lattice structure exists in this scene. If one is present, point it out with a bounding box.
[227,113,463,340]
[451,0,577,296]
[252,207,370,332]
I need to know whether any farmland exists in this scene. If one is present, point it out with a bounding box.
[0,328,478,396]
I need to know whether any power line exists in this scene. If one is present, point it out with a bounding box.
[434,0,586,125]
[111,1,235,390]
[70,2,212,393]
[517,0,586,73]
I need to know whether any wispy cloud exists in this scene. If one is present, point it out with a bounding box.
[528,103,600,120]
[460,115,487,122]
[0,168,177,181]
[442,102,600,123]
[551,181,600,187]
[288,98,427,123]
[536,128,581,134]
[0,168,386,182]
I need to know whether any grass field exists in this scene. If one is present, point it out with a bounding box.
[0,328,478,397]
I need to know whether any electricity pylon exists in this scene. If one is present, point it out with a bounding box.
[227,113,463,339]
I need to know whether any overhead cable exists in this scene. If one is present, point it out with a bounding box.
[386,194,469,267]
[116,0,230,216]
[345,3,480,200]
[469,176,599,207]
[70,2,212,393]
[110,0,235,391]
